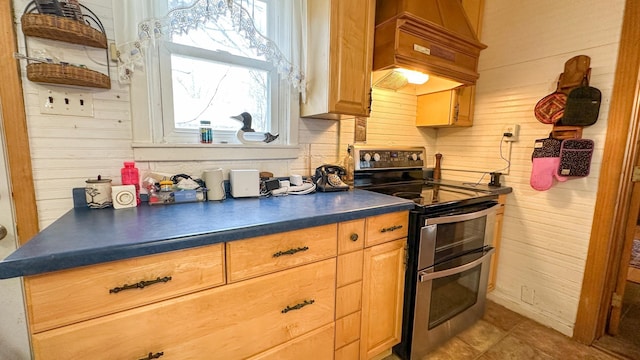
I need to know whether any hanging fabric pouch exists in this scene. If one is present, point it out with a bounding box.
[558,76,601,126]
[530,137,567,191]
[534,78,566,124]
[558,139,594,177]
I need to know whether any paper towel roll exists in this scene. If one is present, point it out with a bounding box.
[203,168,225,201]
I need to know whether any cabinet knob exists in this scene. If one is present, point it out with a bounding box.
[350,233,359,242]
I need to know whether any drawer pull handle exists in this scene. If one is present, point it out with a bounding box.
[139,352,164,360]
[109,276,172,294]
[381,225,403,233]
[272,246,309,258]
[281,299,315,313]
[350,233,359,242]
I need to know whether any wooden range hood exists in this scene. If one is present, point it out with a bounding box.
[373,0,487,85]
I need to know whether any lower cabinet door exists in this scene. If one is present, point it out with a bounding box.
[360,239,406,360]
[32,259,336,360]
[247,323,335,360]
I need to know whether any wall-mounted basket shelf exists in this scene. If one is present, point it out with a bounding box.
[20,2,111,89]
[21,13,107,49]
[26,63,110,89]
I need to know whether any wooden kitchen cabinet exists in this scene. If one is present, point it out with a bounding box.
[416,86,474,127]
[361,238,406,360]
[25,211,409,360]
[335,218,365,358]
[32,258,337,359]
[361,212,408,360]
[301,0,376,119]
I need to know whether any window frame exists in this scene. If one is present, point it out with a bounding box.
[129,0,299,161]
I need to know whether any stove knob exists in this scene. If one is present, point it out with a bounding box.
[373,153,381,162]
[363,153,372,162]
[410,153,418,161]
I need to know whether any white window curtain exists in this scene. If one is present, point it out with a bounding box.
[111,0,307,98]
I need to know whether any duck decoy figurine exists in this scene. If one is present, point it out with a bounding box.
[230,112,279,144]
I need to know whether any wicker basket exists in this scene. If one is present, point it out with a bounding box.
[27,63,111,89]
[21,13,107,49]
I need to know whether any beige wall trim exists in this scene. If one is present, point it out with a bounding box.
[0,1,39,244]
[573,0,640,344]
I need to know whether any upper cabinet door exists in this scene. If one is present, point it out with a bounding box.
[416,86,474,127]
[329,0,375,116]
[301,0,375,119]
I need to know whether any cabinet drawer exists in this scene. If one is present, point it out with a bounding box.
[32,258,336,360]
[336,281,362,319]
[25,243,225,333]
[337,250,363,287]
[365,211,409,247]
[248,323,335,360]
[338,219,365,254]
[335,311,361,350]
[227,224,337,282]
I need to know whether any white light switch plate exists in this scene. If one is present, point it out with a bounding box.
[39,88,94,117]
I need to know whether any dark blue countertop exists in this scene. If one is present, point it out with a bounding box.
[0,190,414,279]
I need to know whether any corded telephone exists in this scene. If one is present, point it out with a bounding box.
[314,165,349,192]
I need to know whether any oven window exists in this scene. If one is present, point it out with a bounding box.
[433,217,487,265]
[428,262,481,329]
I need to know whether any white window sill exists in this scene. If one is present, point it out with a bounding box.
[132,143,300,161]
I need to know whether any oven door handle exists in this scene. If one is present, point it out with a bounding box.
[425,203,500,225]
[418,248,495,282]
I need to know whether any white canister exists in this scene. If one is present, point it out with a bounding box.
[85,178,113,208]
[203,168,225,201]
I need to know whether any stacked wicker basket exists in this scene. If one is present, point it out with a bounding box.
[21,11,110,89]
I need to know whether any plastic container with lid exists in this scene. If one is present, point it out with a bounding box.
[120,161,141,205]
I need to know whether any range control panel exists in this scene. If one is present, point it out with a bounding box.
[353,146,425,170]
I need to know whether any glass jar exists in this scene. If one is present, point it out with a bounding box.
[199,120,212,144]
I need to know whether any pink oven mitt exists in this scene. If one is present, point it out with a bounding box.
[530,138,567,191]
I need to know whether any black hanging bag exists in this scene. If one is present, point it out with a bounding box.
[558,75,601,126]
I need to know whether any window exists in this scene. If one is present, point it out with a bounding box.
[124,0,301,161]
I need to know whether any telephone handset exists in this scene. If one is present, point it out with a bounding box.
[315,165,349,192]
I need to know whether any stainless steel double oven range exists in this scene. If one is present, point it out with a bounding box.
[352,146,499,360]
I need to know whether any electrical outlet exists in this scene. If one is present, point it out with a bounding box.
[502,124,520,142]
[39,88,94,117]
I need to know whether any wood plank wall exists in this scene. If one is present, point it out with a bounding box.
[437,0,625,336]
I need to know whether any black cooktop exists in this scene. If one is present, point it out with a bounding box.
[393,184,496,209]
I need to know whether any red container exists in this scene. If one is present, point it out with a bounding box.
[121,161,140,205]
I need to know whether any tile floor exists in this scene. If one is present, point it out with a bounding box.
[385,300,620,360]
